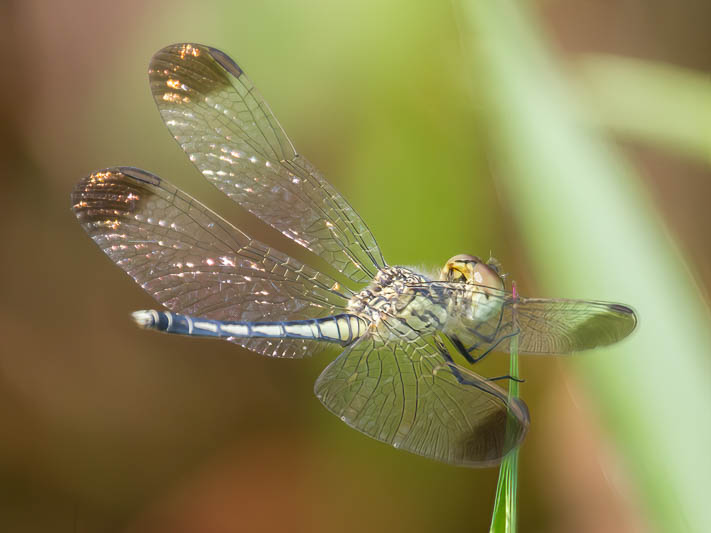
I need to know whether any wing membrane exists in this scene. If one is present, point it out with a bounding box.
[494,297,637,354]
[148,43,385,283]
[417,282,637,355]
[314,333,529,466]
[72,167,351,358]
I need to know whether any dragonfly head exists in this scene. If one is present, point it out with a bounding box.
[440,254,504,290]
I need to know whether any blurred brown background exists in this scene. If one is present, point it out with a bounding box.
[0,1,709,532]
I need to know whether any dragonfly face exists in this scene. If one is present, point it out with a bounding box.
[440,255,505,323]
[72,43,637,468]
[441,254,504,290]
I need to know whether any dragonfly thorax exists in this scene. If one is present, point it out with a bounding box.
[347,266,447,340]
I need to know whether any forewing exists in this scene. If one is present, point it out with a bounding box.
[148,43,385,283]
[314,334,529,467]
[72,167,351,358]
[421,282,637,355]
[494,297,637,354]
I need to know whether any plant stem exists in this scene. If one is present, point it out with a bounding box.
[489,282,520,533]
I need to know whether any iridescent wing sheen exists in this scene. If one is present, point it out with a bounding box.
[415,282,637,355]
[314,333,529,467]
[71,167,352,358]
[147,43,385,284]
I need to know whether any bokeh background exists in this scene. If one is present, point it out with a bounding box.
[1,1,710,532]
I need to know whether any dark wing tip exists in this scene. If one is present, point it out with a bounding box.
[149,43,236,100]
[609,303,634,314]
[458,396,529,467]
[71,167,119,210]
[610,303,638,330]
[573,301,638,351]
[207,46,244,77]
[507,396,530,452]
[117,166,162,186]
[608,302,638,337]
[71,167,163,221]
[150,42,210,64]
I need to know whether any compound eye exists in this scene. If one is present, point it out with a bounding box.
[472,262,504,289]
[442,254,479,282]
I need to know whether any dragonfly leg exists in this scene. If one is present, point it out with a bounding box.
[466,327,521,363]
[448,328,518,366]
[449,335,477,364]
[446,335,525,384]
[433,337,501,390]
[486,374,525,383]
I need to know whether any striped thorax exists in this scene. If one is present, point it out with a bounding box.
[346,257,507,343]
[348,266,448,342]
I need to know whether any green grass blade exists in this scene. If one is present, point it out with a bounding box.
[489,283,521,533]
[489,452,519,533]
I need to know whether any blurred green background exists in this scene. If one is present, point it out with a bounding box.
[1,1,710,531]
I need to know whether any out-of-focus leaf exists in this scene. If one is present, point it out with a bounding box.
[577,54,711,162]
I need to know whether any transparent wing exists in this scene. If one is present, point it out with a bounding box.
[72,167,352,358]
[314,333,529,467]
[491,297,637,354]
[147,43,385,284]
[417,282,637,355]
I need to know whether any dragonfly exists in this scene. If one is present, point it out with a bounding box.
[72,43,637,468]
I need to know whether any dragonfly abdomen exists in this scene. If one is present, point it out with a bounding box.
[132,310,369,346]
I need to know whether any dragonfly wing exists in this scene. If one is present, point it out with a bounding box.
[72,167,351,358]
[493,297,638,354]
[148,43,385,284]
[419,282,637,355]
[314,333,529,467]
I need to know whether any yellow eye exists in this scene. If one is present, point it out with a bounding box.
[439,254,504,289]
[446,267,465,282]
